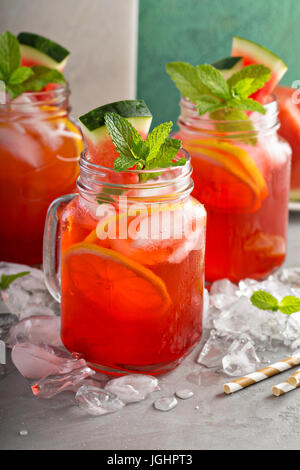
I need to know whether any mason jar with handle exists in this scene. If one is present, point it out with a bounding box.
[43,148,206,375]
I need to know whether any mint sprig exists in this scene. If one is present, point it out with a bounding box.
[104,113,184,176]
[166,61,270,118]
[0,271,30,290]
[250,290,300,315]
[0,31,66,100]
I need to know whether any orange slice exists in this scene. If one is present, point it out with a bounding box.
[63,242,171,317]
[184,139,268,213]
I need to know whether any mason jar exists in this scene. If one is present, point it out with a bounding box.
[43,148,206,375]
[175,95,291,284]
[0,85,83,265]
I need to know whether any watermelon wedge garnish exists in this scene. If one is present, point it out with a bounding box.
[78,100,152,168]
[231,36,287,103]
[212,56,243,80]
[18,32,70,72]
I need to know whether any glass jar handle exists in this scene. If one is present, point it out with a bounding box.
[43,193,77,302]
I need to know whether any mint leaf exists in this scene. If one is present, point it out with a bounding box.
[0,31,20,79]
[250,290,279,311]
[146,137,182,170]
[9,66,34,85]
[145,121,173,161]
[166,62,211,102]
[279,296,300,315]
[228,64,271,96]
[196,64,230,100]
[21,65,66,92]
[0,271,30,290]
[195,95,223,116]
[104,113,143,171]
[166,60,271,127]
[227,97,266,114]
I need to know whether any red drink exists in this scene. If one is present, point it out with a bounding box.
[0,87,83,265]
[44,151,206,375]
[275,85,300,200]
[176,96,291,283]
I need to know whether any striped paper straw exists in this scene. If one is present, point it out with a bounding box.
[223,355,300,395]
[287,368,300,386]
[272,380,300,396]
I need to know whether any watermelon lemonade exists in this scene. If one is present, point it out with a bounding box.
[44,102,206,374]
[167,37,291,283]
[0,32,83,264]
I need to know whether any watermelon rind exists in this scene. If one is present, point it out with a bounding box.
[232,36,287,82]
[79,100,153,144]
[18,32,70,70]
[212,56,243,79]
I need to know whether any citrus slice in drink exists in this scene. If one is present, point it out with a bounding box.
[184,138,268,213]
[63,242,171,317]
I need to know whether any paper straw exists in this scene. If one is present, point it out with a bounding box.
[223,355,300,395]
[287,368,300,386]
[272,380,299,396]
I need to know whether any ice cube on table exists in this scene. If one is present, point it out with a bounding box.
[210,279,239,309]
[197,330,236,368]
[0,313,18,342]
[0,262,59,319]
[277,267,300,287]
[11,343,86,379]
[7,315,62,347]
[222,334,260,376]
[76,386,125,416]
[153,396,178,411]
[32,366,95,399]
[104,374,159,404]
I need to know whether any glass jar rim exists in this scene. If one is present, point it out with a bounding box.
[0,83,69,110]
[79,147,192,178]
[178,93,279,137]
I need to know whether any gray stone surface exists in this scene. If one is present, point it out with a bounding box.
[0,211,300,450]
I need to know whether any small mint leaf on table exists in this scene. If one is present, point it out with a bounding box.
[279,296,300,315]
[0,271,30,290]
[250,290,279,311]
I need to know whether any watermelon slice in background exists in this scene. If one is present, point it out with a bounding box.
[231,36,288,103]
[78,100,152,168]
[275,85,300,200]
[18,32,70,92]
[18,32,70,71]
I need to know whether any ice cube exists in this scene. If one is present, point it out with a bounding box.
[11,343,86,379]
[0,127,43,168]
[277,267,300,288]
[222,334,260,376]
[153,396,178,411]
[104,374,159,404]
[32,366,95,399]
[0,313,18,342]
[197,329,236,368]
[75,386,125,416]
[210,279,239,309]
[0,263,59,319]
[7,315,62,348]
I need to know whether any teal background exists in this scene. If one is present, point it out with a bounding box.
[137,0,300,128]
